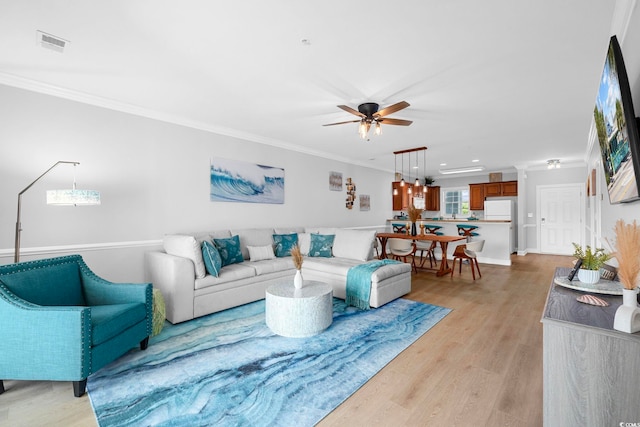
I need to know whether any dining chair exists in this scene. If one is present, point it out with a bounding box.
[451,239,485,280]
[388,238,417,273]
[416,224,442,268]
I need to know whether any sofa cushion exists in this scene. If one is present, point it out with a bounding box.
[332,229,377,261]
[309,234,335,257]
[231,228,275,260]
[248,257,295,275]
[273,233,298,257]
[303,256,361,275]
[163,234,207,279]
[194,263,257,289]
[305,227,338,235]
[91,302,147,346]
[202,241,222,277]
[274,226,305,234]
[247,245,276,262]
[214,235,245,267]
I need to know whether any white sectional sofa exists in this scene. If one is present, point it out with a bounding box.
[145,226,411,323]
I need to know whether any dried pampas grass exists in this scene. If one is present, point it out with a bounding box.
[408,205,423,222]
[612,219,640,290]
[291,245,304,270]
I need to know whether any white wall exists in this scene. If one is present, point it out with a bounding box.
[0,85,393,281]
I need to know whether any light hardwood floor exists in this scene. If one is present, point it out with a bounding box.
[1,253,569,426]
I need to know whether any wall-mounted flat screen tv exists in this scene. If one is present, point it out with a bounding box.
[594,35,640,204]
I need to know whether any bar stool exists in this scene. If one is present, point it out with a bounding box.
[392,222,408,233]
[416,224,442,268]
[456,224,479,242]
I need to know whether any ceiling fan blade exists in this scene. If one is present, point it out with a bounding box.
[374,101,410,118]
[323,119,361,126]
[337,105,365,117]
[378,118,413,126]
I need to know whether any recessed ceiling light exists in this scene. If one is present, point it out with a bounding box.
[439,165,485,175]
[472,159,479,163]
[440,163,447,166]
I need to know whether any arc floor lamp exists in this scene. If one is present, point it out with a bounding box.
[14,161,100,263]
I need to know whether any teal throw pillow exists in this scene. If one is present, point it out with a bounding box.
[309,234,334,257]
[202,240,222,277]
[213,235,244,267]
[273,233,298,257]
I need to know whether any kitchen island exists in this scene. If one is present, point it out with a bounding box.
[386,219,514,266]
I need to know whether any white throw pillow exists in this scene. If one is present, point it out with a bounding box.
[247,245,276,262]
[297,232,311,255]
[332,229,377,261]
[163,234,206,279]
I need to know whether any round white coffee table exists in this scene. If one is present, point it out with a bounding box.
[265,280,333,337]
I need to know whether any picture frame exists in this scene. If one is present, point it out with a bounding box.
[359,195,370,211]
[210,157,284,204]
[329,171,342,191]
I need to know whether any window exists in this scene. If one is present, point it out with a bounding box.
[441,187,469,217]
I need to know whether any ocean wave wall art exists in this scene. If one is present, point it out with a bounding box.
[210,157,284,204]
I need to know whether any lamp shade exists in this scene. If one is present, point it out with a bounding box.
[46,189,101,206]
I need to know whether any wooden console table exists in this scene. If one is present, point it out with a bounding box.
[541,268,640,426]
[376,232,465,276]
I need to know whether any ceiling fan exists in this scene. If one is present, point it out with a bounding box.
[323,101,412,139]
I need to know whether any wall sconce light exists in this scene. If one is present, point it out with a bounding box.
[14,161,100,262]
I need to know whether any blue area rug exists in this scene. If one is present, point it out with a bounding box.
[87,298,450,426]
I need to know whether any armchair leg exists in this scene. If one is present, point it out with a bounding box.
[140,336,150,350]
[73,379,87,397]
[0,380,4,394]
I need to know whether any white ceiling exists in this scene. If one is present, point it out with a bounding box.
[0,1,629,178]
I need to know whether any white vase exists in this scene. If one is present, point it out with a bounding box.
[577,269,600,284]
[614,288,640,333]
[294,269,303,289]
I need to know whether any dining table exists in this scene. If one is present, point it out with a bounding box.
[376,232,466,276]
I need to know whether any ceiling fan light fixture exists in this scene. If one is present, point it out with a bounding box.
[375,121,381,136]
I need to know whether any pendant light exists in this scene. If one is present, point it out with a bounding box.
[414,150,420,187]
[400,153,405,186]
[393,154,398,196]
[423,149,428,193]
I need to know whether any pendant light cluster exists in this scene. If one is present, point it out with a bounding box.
[393,147,429,196]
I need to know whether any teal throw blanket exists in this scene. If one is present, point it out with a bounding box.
[346,259,401,310]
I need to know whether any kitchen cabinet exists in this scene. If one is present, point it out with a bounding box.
[392,182,410,210]
[392,183,439,211]
[469,184,485,211]
[468,180,518,210]
[424,186,440,211]
[484,182,502,197]
[501,180,517,196]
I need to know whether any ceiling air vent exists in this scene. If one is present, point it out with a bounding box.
[36,30,69,53]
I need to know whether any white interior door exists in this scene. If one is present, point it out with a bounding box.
[538,184,584,254]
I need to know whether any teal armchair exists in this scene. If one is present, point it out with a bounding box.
[0,255,152,397]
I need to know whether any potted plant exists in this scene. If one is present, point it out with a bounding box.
[572,243,611,284]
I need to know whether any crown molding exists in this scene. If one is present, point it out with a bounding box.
[0,72,380,170]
